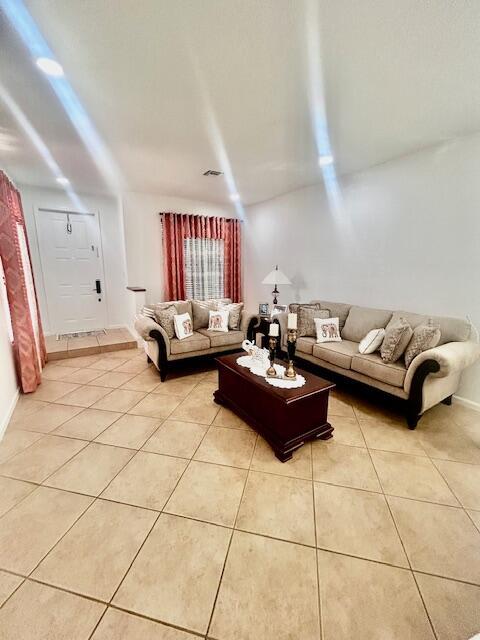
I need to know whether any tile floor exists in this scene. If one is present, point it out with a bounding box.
[0,347,480,639]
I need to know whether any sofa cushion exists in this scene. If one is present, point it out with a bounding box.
[170,331,210,355]
[351,353,406,388]
[341,306,392,342]
[192,298,232,330]
[197,329,244,348]
[432,315,471,345]
[296,337,316,355]
[386,311,427,332]
[311,301,351,331]
[312,340,359,370]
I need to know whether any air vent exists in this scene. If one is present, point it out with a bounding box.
[203,169,223,176]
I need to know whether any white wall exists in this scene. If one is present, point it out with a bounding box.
[244,135,480,404]
[122,191,236,304]
[19,185,130,334]
[0,293,18,437]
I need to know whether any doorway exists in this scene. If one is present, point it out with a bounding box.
[35,207,107,335]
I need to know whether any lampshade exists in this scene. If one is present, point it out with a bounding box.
[262,265,291,286]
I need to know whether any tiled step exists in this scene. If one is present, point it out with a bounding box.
[46,328,138,361]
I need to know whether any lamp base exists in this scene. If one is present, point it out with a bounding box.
[272,285,279,306]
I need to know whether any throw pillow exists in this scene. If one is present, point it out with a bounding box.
[358,328,386,354]
[173,312,193,340]
[380,318,413,363]
[289,302,320,315]
[219,302,243,330]
[208,309,229,332]
[404,320,441,368]
[154,305,176,339]
[315,317,342,343]
[298,306,330,337]
[141,306,156,319]
[192,299,219,330]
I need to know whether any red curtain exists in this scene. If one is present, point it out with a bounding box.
[0,171,46,392]
[162,212,242,302]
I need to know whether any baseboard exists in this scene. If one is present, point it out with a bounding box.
[0,388,20,440]
[453,394,480,413]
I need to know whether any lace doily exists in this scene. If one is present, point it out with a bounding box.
[236,356,306,388]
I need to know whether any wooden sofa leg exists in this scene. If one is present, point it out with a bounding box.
[442,395,453,406]
[160,369,167,382]
[407,414,419,430]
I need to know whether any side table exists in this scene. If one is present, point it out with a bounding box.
[247,315,282,354]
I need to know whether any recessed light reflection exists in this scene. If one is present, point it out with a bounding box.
[229,193,240,202]
[318,155,334,167]
[35,57,64,77]
[56,176,69,185]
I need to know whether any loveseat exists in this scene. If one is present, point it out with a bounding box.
[276,301,480,428]
[135,298,254,381]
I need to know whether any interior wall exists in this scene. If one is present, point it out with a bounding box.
[244,134,480,404]
[19,185,130,335]
[0,292,18,436]
[122,191,236,304]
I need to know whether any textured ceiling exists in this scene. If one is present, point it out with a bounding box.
[1,0,480,204]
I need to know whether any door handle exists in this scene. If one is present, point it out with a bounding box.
[94,280,102,294]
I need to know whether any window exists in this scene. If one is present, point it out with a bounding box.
[184,237,224,300]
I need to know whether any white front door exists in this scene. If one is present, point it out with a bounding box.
[35,208,107,334]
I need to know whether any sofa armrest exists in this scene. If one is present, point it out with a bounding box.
[134,315,160,342]
[240,311,258,334]
[404,341,480,394]
[134,315,171,357]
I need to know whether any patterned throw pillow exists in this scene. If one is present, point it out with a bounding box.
[380,318,413,363]
[289,302,320,315]
[314,317,341,343]
[298,306,330,337]
[208,309,229,332]
[154,305,177,339]
[173,312,193,340]
[219,302,243,330]
[404,320,441,368]
[358,328,385,354]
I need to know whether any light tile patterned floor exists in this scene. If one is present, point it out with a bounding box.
[0,347,480,639]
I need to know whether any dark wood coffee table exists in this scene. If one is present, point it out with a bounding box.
[214,354,335,462]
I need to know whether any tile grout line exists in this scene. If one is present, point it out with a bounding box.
[98,405,216,639]
[311,440,323,640]
[204,431,257,639]
[3,362,480,636]
[363,438,440,640]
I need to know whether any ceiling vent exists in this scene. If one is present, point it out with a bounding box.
[203,169,223,176]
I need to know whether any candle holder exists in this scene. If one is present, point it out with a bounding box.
[285,328,297,379]
[266,336,278,377]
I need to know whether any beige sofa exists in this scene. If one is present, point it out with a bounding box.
[135,299,254,381]
[277,301,480,428]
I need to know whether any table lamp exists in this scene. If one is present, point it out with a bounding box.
[262,265,291,304]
